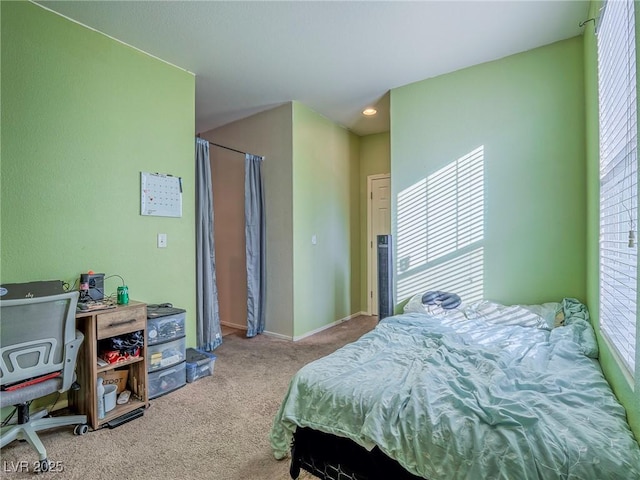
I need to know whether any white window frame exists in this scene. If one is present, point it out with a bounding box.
[597,0,638,377]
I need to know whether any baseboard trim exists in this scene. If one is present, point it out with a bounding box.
[252,311,369,341]
[292,311,367,342]
[221,321,247,331]
[262,330,292,340]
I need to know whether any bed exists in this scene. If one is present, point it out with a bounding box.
[270,294,640,479]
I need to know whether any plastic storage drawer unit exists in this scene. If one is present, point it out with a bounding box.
[147,336,186,372]
[147,312,186,345]
[148,361,186,399]
[186,348,217,383]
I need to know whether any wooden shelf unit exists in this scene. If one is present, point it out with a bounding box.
[70,301,149,430]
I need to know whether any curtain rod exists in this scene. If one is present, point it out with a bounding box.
[210,141,247,156]
[197,134,263,159]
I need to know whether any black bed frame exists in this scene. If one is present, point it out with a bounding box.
[290,428,425,480]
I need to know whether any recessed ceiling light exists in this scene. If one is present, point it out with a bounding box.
[362,108,377,116]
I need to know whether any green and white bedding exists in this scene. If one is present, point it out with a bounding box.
[270,298,640,479]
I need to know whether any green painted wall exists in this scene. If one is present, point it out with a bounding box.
[390,36,586,307]
[583,0,640,439]
[359,132,390,311]
[292,102,360,337]
[1,3,197,343]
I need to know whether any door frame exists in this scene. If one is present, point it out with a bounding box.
[367,173,391,315]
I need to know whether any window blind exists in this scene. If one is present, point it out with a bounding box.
[598,0,637,374]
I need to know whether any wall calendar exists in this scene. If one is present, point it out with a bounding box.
[140,172,182,217]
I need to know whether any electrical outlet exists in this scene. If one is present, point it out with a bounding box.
[157,233,167,248]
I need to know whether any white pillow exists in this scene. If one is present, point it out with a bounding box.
[403,291,562,330]
[463,301,558,329]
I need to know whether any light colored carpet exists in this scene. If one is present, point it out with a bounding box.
[0,316,377,479]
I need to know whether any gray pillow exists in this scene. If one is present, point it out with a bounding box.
[421,291,461,309]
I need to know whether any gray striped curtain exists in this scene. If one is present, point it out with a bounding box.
[245,154,266,337]
[195,138,222,350]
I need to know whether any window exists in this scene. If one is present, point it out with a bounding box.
[598,0,637,374]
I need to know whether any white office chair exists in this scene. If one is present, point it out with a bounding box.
[0,291,88,471]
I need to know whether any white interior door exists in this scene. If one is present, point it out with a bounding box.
[368,175,391,315]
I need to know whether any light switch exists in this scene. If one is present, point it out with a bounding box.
[311,235,317,245]
[157,233,167,248]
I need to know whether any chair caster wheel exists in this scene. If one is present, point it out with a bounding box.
[74,424,89,435]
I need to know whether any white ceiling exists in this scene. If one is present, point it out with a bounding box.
[38,1,589,136]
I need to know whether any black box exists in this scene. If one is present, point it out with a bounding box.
[88,273,104,301]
